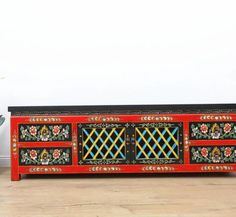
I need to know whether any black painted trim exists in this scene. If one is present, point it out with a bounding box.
[8,104,236,115]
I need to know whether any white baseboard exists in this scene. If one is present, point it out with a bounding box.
[0,156,10,167]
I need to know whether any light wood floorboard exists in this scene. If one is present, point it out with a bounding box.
[0,168,236,217]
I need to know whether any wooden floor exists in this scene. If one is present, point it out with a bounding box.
[0,168,236,217]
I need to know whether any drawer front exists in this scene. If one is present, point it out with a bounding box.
[19,147,72,166]
[19,123,72,142]
[189,122,236,140]
[190,146,236,164]
[133,122,184,164]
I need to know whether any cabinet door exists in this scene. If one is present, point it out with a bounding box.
[131,122,184,164]
[78,123,130,165]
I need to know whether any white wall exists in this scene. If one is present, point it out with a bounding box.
[0,0,236,166]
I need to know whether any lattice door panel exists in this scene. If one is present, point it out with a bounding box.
[133,123,183,164]
[78,124,129,165]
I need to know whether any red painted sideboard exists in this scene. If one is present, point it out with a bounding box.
[8,104,236,181]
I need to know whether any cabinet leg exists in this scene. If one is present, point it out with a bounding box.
[11,173,21,181]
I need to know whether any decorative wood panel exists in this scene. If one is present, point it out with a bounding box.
[19,124,72,142]
[132,122,184,164]
[78,123,129,165]
[189,122,236,140]
[19,147,72,165]
[190,146,236,164]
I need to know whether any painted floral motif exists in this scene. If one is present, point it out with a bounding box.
[20,148,71,165]
[200,148,208,157]
[224,123,232,133]
[200,124,208,134]
[52,126,60,136]
[211,147,221,163]
[224,147,232,157]
[52,149,61,159]
[190,146,236,164]
[19,124,71,142]
[29,150,37,160]
[40,126,50,141]
[190,122,236,140]
[29,126,37,136]
[211,124,221,139]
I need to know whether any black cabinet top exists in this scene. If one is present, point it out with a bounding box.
[8,104,236,115]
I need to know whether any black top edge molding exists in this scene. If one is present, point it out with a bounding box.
[8,104,236,115]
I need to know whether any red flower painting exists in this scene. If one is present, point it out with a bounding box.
[201,148,208,157]
[53,149,61,159]
[29,126,37,136]
[224,123,232,134]
[30,150,37,160]
[200,124,208,134]
[224,147,232,157]
[52,125,60,136]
